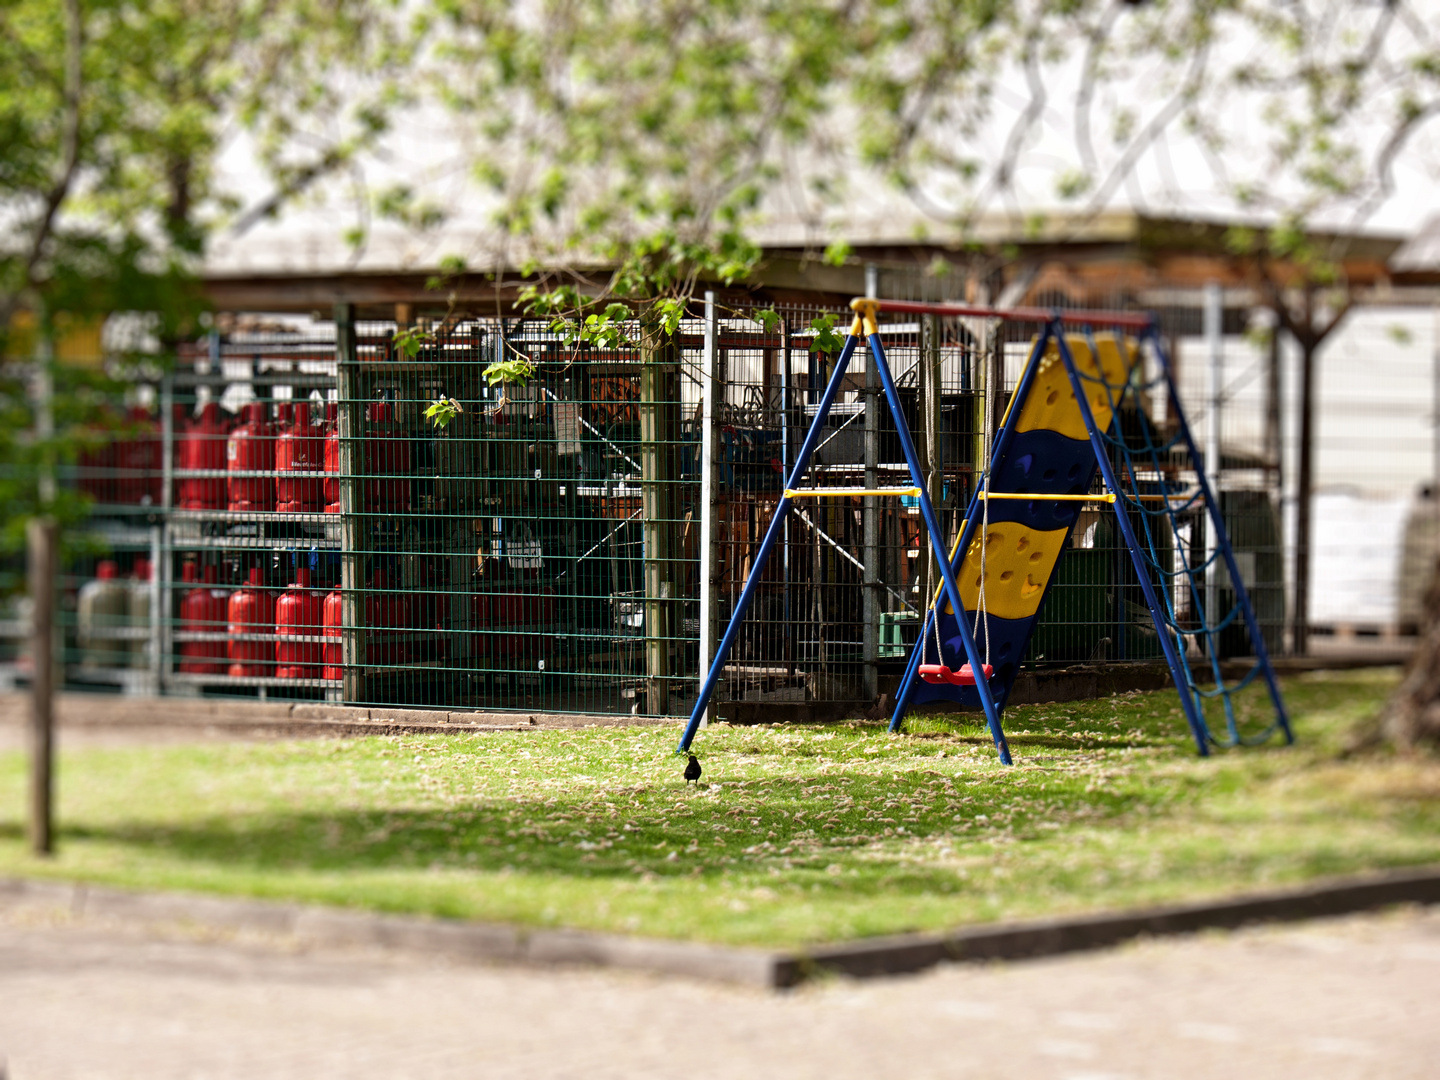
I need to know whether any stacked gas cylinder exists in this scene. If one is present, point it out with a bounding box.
[175,396,338,514]
[175,395,412,516]
[169,548,338,681]
[150,394,421,684]
[77,408,163,508]
[76,559,154,669]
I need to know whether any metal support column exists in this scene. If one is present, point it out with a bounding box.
[780,318,794,677]
[698,292,719,728]
[986,321,1006,463]
[159,372,175,690]
[919,313,943,613]
[862,267,880,703]
[1204,283,1223,645]
[335,303,367,704]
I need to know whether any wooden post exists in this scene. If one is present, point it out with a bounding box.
[335,303,367,703]
[28,517,57,856]
[640,321,680,715]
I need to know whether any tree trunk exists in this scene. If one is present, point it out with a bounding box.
[1378,555,1440,750]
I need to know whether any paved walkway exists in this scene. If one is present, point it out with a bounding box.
[2,905,1436,1079]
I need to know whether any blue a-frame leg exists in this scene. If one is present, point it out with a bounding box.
[679,301,1013,764]
[888,320,1062,737]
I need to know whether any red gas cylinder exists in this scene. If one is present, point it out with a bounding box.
[178,563,228,674]
[177,402,229,510]
[76,407,118,504]
[364,401,411,511]
[365,569,411,666]
[227,567,276,677]
[275,563,324,679]
[116,406,162,506]
[323,402,341,513]
[276,401,323,513]
[472,586,557,661]
[413,564,450,661]
[79,407,158,505]
[323,586,344,680]
[227,402,275,512]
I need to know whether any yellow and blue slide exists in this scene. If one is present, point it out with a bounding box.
[905,332,1136,713]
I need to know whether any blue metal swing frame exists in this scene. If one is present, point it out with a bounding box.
[679,299,1291,763]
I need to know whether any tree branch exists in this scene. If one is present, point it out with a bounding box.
[1074,2,1121,179]
[1,0,83,328]
[1081,34,1210,218]
[1348,98,1440,226]
[230,145,351,237]
[970,28,1047,231]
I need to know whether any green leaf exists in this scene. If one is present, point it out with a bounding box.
[808,313,846,355]
[484,358,537,387]
[424,396,464,429]
[392,327,435,360]
[655,297,686,336]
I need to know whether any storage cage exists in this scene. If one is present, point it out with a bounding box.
[49,294,1284,717]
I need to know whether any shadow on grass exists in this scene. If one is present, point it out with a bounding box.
[62,807,1007,902]
[51,765,1165,891]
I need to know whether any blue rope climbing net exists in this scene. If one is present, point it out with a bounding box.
[1068,324,1292,748]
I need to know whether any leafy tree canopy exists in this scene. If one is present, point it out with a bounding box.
[0,0,405,544]
[396,0,1439,340]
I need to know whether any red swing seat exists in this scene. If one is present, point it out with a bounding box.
[919,662,994,686]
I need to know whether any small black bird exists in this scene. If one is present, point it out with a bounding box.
[683,753,702,785]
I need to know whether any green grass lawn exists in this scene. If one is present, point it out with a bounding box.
[1,669,1437,948]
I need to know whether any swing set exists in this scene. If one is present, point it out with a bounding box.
[678,297,1291,765]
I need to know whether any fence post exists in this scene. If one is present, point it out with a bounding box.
[28,517,57,856]
[335,303,367,704]
[1204,282,1223,645]
[698,292,719,727]
[919,313,944,615]
[862,268,880,703]
[641,320,680,715]
[159,372,174,692]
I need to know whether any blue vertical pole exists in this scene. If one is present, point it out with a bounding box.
[1145,327,1292,743]
[867,328,1012,765]
[889,322,1057,736]
[677,331,863,753]
[1053,323,1212,755]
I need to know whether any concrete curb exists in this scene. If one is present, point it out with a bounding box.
[0,877,779,987]
[3,865,1437,989]
[780,865,1440,985]
[0,692,672,737]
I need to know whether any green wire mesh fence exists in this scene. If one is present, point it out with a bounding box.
[34,294,1284,716]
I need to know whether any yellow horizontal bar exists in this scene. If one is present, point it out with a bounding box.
[980,491,1116,503]
[784,487,922,499]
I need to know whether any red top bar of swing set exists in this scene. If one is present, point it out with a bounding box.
[853,297,1155,331]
